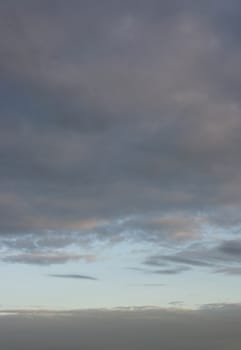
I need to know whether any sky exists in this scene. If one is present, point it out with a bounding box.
[1,0,241,316]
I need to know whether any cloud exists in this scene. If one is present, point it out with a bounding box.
[215,267,241,275]
[128,265,190,275]
[48,274,98,280]
[169,301,184,307]
[1,307,241,349]
[3,252,96,265]
[142,239,241,277]
[129,283,165,287]
[219,240,241,256]
[145,255,213,268]
[1,0,241,270]
[154,266,190,275]
[200,302,241,311]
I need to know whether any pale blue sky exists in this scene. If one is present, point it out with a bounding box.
[1,237,241,310]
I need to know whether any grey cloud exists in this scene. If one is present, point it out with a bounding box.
[143,239,241,277]
[126,267,154,274]
[127,265,189,275]
[219,240,241,256]
[145,255,213,267]
[123,214,204,242]
[1,307,241,349]
[200,302,241,311]
[129,283,165,287]
[215,267,241,276]
[139,283,165,287]
[3,252,96,265]
[48,274,97,280]
[163,256,212,267]
[169,301,184,306]
[1,0,241,262]
[154,266,190,275]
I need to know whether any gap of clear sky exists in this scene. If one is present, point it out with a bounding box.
[1,0,241,311]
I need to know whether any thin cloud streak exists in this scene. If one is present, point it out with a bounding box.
[2,253,96,265]
[48,274,98,280]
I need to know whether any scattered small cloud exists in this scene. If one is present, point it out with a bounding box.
[169,301,184,307]
[48,274,98,281]
[129,283,165,287]
[215,267,241,275]
[154,266,190,275]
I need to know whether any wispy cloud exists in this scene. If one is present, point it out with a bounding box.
[169,301,184,307]
[154,267,190,275]
[48,274,98,281]
[142,239,241,276]
[3,253,96,265]
[129,283,165,287]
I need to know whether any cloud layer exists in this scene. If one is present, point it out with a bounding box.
[1,307,241,349]
[1,0,241,271]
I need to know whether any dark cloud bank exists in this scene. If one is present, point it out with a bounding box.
[1,0,241,281]
[1,0,241,240]
[1,307,241,350]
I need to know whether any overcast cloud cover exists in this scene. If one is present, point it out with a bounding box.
[1,0,241,320]
[1,307,241,350]
[1,0,241,269]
